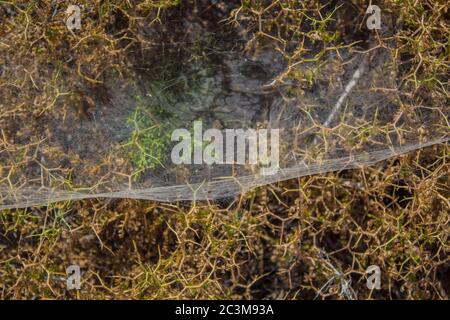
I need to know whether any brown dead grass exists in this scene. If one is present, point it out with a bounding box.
[0,0,448,300]
[0,143,448,299]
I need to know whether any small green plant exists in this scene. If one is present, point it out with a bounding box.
[122,55,220,176]
[123,98,177,175]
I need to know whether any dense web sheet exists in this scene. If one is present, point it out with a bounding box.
[0,6,448,209]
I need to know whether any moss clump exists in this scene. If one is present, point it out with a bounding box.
[123,96,177,174]
[122,55,222,175]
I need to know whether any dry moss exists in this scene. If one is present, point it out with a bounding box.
[0,0,448,300]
